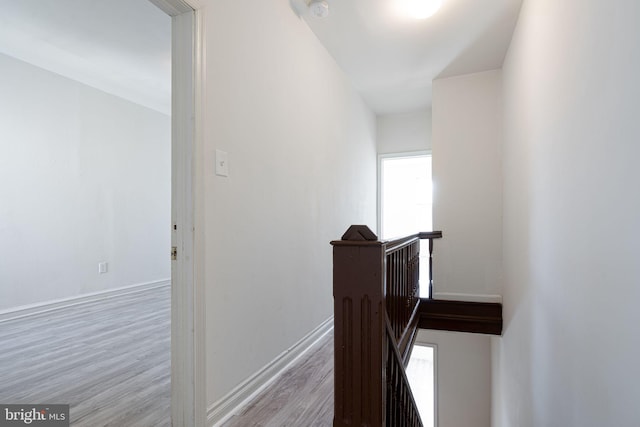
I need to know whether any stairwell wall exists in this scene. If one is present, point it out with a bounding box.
[427,69,503,427]
[377,108,432,154]
[494,0,640,425]
[432,70,503,302]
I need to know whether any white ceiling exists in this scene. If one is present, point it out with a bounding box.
[292,0,523,115]
[0,0,521,117]
[0,0,171,115]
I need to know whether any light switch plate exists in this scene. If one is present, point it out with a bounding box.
[98,262,108,274]
[215,149,229,177]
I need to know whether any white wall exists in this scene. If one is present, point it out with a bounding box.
[377,108,432,154]
[200,0,377,405]
[494,0,640,425]
[0,53,171,310]
[432,70,503,301]
[428,71,501,427]
[417,329,492,427]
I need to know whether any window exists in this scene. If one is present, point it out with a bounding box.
[406,344,437,427]
[379,152,433,297]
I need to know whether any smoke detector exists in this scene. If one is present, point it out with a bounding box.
[309,0,330,18]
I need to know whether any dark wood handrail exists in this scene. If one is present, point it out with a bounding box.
[383,234,419,253]
[418,231,443,240]
[331,225,442,426]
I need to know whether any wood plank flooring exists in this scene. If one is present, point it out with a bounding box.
[221,331,334,427]
[0,285,171,427]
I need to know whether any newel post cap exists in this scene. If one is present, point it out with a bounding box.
[341,225,378,241]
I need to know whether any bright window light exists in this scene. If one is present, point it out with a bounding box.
[406,344,436,427]
[380,154,432,239]
[379,154,433,298]
[394,0,443,19]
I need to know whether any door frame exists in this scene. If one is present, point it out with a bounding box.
[150,0,206,425]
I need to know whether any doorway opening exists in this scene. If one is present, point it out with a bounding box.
[0,0,191,424]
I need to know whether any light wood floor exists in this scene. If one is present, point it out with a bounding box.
[0,285,171,427]
[221,331,334,427]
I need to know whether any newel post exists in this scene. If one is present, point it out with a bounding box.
[331,225,386,427]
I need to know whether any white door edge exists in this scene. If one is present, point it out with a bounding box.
[161,0,207,426]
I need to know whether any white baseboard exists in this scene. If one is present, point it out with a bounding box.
[0,279,171,324]
[207,317,334,427]
[432,292,502,304]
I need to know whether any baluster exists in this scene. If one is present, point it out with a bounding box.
[429,237,434,299]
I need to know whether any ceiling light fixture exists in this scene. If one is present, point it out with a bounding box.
[395,0,443,20]
[309,0,330,19]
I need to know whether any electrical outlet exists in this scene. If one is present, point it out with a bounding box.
[215,149,229,177]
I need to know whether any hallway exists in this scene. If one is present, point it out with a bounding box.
[221,331,334,427]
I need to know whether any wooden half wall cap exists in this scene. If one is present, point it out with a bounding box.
[341,225,378,241]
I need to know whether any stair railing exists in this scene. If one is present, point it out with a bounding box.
[331,225,442,426]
